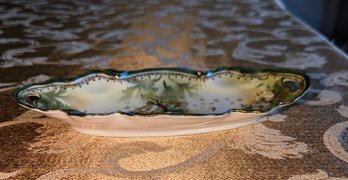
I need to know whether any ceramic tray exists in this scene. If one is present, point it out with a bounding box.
[13,68,309,137]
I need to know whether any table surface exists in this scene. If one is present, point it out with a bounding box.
[1,0,348,179]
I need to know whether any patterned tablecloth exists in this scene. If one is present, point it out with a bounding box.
[1,0,348,179]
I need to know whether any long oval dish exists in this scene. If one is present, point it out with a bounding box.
[13,67,309,137]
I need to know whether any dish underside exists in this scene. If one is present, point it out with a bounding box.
[49,111,263,137]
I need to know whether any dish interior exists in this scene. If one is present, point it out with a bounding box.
[17,70,308,115]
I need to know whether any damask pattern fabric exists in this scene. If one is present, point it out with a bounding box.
[1,0,348,179]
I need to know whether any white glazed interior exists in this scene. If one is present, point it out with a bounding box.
[17,70,308,115]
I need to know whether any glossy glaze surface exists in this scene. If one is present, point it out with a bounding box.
[14,68,309,116]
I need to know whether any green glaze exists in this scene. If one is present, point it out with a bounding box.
[13,67,310,116]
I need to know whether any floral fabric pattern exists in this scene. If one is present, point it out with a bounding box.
[1,0,348,179]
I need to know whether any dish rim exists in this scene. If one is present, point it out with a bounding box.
[13,67,310,118]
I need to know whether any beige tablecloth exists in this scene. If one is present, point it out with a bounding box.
[1,0,348,179]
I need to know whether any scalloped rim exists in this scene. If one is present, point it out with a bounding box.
[13,67,310,117]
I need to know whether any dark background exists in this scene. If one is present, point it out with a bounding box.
[282,0,348,53]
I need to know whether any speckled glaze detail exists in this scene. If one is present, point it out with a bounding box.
[13,67,310,117]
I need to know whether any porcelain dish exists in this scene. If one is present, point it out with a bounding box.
[13,67,310,137]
